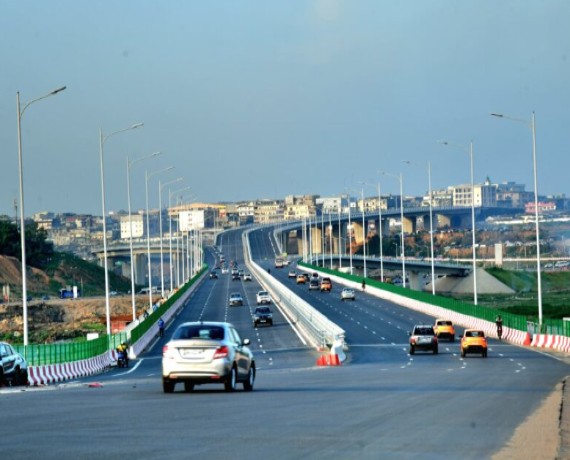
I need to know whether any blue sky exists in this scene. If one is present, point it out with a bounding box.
[1,1,569,216]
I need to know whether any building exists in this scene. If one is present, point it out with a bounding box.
[120,214,145,239]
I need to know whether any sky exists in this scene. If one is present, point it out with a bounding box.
[1,1,569,217]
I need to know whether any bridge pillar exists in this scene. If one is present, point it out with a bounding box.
[135,253,147,285]
[310,226,322,254]
[286,230,298,255]
[408,271,423,291]
[402,216,416,234]
[351,221,364,245]
[437,214,451,228]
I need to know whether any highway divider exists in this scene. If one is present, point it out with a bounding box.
[242,230,345,352]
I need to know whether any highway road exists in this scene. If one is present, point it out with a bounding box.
[1,226,569,459]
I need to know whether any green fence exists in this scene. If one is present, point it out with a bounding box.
[300,261,566,336]
[15,265,208,366]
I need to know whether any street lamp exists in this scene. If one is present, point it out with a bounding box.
[100,122,143,336]
[401,160,436,294]
[363,181,384,282]
[491,111,542,325]
[381,171,406,288]
[145,166,174,311]
[159,177,183,298]
[438,140,477,304]
[16,86,66,345]
[360,187,367,278]
[126,151,161,321]
[169,186,192,291]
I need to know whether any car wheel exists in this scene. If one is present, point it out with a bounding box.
[409,346,415,355]
[433,346,438,355]
[451,335,455,342]
[184,381,194,392]
[461,349,466,358]
[15,368,28,386]
[163,378,175,393]
[243,364,255,391]
[483,350,488,358]
[225,366,237,392]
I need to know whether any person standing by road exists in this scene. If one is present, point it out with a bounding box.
[495,315,503,340]
[158,317,165,338]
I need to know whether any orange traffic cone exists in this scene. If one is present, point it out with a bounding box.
[523,332,532,346]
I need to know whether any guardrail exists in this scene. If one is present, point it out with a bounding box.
[242,230,345,350]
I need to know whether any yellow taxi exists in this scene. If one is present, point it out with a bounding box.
[460,329,488,358]
[296,274,306,284]
[433,319,456,342]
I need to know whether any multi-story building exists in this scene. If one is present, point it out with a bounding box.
[254,200,284,223]
[450,179,497,208]
[120,213,145,239]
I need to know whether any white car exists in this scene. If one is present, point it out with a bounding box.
[229,293,244,306]
[256,290,271,305]
[340,288,356,301]
[243,273,253,281]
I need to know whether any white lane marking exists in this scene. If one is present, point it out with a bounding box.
[112,358,144,377]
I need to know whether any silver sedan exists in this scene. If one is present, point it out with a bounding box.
[162,321,255,393]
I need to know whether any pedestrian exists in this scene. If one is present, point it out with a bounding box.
[362,279,366,291]
[495,315,503,340]
[158,317,165,338]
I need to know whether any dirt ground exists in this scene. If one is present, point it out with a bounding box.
[0,295,159,341]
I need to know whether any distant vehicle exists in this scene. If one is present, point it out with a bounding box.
[340,288,355,301]
[221,267,229,274]
[320,278,332,292]
[232,273,241,281]
[296,274,306,284]
[209,271,218,279]
[275,258,284,268]
[59,288,81,299]
[253,306,273,327]
[460,329,488,358]
[162,321,255,393]
[409,325,438,355]
[243,273,252,281]
[288,270,297,278]
[229,293,244,306]
[0,341,28,386]
[256,291,271,305]
[434,319,455,342]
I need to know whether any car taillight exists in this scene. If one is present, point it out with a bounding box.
[162,344,172,358]
[213,345,229,359]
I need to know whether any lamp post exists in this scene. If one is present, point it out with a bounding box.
[158,177,183,298]
[363,182,384,282]
[337,196,342,269]
[126,151,161,321]
[168,186,192,291]
[145,166,174,310]
[491,111,542,325]
[360,187,367,278]
[16,86,66,345]
[381,171,406,287]
[100,122,143,336]
[347,197,353,275]
[438,140,477,304]
[401,160,436,294]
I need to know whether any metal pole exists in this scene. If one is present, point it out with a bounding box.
[428,161,436,295]
[400,173,406,288]
[145,170,153,310]
[531,113,543,325]
[126,157,137,320]
[361,188,367,278]
[378,183,384,283]
[348,199,353,275]
[17,86,66,345]
[469,141,478,305]
[168,192,173,293]
[338,197,342,269]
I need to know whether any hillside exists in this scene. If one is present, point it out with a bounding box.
[0,254,155,343]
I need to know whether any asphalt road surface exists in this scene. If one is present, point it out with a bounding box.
[1,227,568,459]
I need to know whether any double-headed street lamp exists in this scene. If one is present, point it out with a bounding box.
[126,151,161,321]
[159,177,183,297]
[16,86,66,345]
[381,171,406,288]
[491,111,542,326]
[100,122,144,336]
[145,166,174,310]
[169,186,192,292]
[438,140,477,304]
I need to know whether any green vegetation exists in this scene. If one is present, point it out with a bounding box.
[456,267,570,320]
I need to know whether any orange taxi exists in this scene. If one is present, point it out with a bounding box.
[460,329,488,358]
[434,319,456,342]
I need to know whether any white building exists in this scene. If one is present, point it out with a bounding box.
[179,209,205,231]
[120,214,144,239]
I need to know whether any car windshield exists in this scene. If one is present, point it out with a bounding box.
[173,325,225,340]
[415,328,434,335]
[256,307,270,314]
[258,291,268,296]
